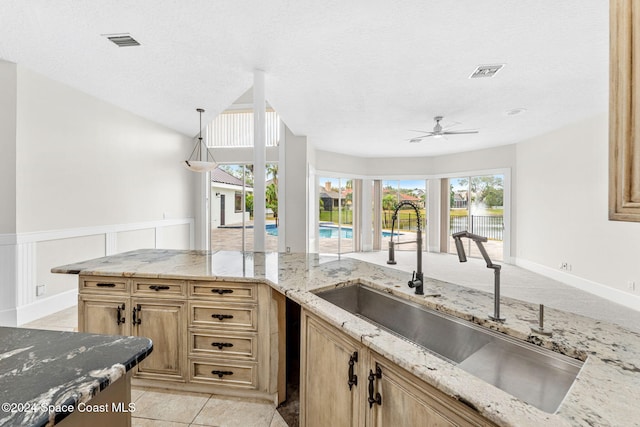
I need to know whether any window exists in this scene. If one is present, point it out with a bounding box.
[318,177,353,254]
[207,110,280,147]
[381,180,426,252]
[234,191,243,213]
[447,174,504,261]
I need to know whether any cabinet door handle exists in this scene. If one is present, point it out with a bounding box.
[96,282,116,287]
[348,351,358,390]
[132,304,142,325]
[211,314,234,321]
[211,342,234,350]
[212,289,234,295]
[149,285,170,291]
[116,303,126,325]
[211,370,233,378]
[368,365,382,408]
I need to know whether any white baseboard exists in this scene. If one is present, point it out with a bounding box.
[515,258,640,312]
[16,289,78,326]
[0,307,17,327]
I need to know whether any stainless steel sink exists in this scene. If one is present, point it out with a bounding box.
[314,284,583,414]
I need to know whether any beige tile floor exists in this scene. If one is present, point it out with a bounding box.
[22,308,289,427]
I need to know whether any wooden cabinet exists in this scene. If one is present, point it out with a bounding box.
[610,0,640,221]
[366,353,491,427]
[300,310,496,427]
[187,281,261,392]
[79,277,187,382]
[78,275,284,403]
[78,295,129,336]
[132,298,185,381]
[300,313,362,427]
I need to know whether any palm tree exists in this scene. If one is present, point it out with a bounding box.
[266,164,278,225]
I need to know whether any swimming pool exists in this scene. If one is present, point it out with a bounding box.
[266,224,400,238]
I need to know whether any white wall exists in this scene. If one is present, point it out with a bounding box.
[515,113,640,302]
[315,144,516,177]
[0,64,197,326]
[211,185,250,228]
[15,66,195,231]
[0,61,17,233]
[282,126,310,253]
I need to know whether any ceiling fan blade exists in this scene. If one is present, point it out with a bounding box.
[408,134,437,142]
[443,130,479,135]
[409,129,431,134]
[442,120,462,130]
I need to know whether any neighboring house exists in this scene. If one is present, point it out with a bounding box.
[319,182,344,211]
[452,191,468,209]
[398,193,422,204]
[211,168,252,227]
[382,189,424,208]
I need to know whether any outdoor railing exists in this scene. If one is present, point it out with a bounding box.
[450,215,504,240]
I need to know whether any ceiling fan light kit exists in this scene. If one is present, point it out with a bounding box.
[184,108,218,172]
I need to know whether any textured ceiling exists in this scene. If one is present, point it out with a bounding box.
[0,0,609,157]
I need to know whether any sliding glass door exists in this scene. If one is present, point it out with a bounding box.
[210,163,280,252]
[381,180,426,252]
[448,174,504,261]
[317,177,353,254]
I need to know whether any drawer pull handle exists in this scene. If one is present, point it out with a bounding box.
[368,365,382,408]
[116,303,126,326]
[211,342,234,350]
[211,370,233,378]
[149,285,170,291]
[212,289,234,295]
[211,314,234,321]
[96,283,116,287]
[348,351,358,390]
[132,304,142,325]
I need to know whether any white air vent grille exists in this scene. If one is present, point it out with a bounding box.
[105,34,140,47]
[470,64,504,78]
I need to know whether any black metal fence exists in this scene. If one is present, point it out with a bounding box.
[450,215,504,241]
[382,212,425,231]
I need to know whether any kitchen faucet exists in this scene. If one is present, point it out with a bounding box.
[452,231,505,322]
[387,201,424,295]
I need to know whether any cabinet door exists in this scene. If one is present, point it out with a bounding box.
[300,312,362,427]
[367,353,489,427]
[78,295,130,336]
[132,298,186,381]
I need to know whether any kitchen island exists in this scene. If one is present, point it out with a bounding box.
[0,327,152,427]
[53,249,640,426]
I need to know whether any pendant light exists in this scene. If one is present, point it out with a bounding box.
[184,108,217,172]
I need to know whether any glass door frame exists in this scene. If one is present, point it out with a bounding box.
[441,168,511,263]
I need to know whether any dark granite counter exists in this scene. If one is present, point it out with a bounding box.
[0,327,152,427]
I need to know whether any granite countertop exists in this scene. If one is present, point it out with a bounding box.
[53,249,640,427]
[0,327,152,427]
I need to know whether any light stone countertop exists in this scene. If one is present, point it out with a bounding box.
[52,249,640,427]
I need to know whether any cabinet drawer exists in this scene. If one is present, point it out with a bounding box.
[189,331,257,359]
[190,359,256,389]
[80,276,129,294]
[189,281,257,302]
[133,279,186,298]
[189,302,257,331]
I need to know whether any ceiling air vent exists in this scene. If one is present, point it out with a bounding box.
[469,64,504,79]
[104,34,140,47]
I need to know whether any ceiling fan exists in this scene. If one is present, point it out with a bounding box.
[408,116,479,143]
